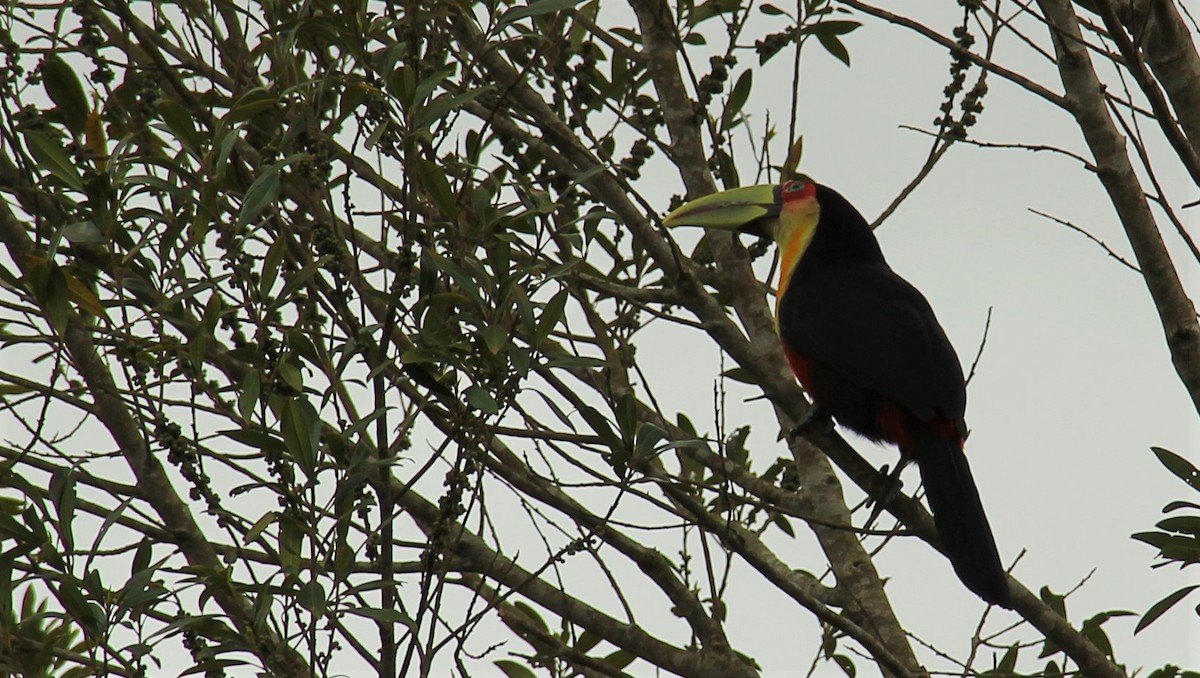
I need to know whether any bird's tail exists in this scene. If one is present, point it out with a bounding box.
[909,436,1012,608]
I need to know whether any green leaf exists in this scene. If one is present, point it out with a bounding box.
[337,82,372,123]
[1037,587,1067,657]
[480,325,510,355]
[544,354,605,369]
[63,221,105,243]
[51,577,104,637]
[267,259,325,318]
[49,469,77,552]
[1131,531,1196,555]
[512,602,549,633]
[279,359,305,394]
[722,70,753,131]
[498,0,584,27]
[117,570,167,609]
[401,347,437,364]
[296,580,326,615]
[281,398,321,479]
[412,67,456,107]
[131,539,152,576]
[816,32,851,67]
[220,428,287,455]
[1152,447,1200,491]
[574,629,601,653]
[238,371,261,419]
[26,258,71,333]
[158,99,203,157]
[23,130,84,191]
[413,158,457,217]
[633,422,667,462]
[712,146,739,189]
[494,660,538,678]
[772,513,795,537]
[579,405,621,454]
[615,393,638,447]
[603,649,636,670]
[545,258,582,279]
[1039,586,1067,617]
[244,512,277,544]
[1157,516,1200,535]
[1081,615,1115,657]
[831,653,856,677]
[279,512,304,574]
[720,367,756,384]
[426,250,484,309]
[725,425,751,467]
[996,644,1019,672]
[536,289,570,343]
[343,607,416,626]
[812,20,862,36]
[412,88,491,131]
[226,88,279,124]
[465,386,499,415]
[260,238,286,300]
[41,56,89,135]
[1135,585,1199,633]
[64,269,109,320]
[236,167,281,230]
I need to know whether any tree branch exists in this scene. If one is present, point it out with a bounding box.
[1038,0,1200,420]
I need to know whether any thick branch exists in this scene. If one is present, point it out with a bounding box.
[1093,0,1200,187]
[394,475,757,678]
[626,0,923,672]
[1038,0,1200,419]
[1104,0,1200,153]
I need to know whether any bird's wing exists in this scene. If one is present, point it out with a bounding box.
[777,262,967,427]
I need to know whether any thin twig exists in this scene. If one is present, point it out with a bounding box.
[965,306,994,387]
[1028,208,1141,272]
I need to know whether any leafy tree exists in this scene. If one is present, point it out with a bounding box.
[0,0,1195,675]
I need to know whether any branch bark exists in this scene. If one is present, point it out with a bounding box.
[627,0,923,673]
[1038,0,1200,420]
[1101,0,1200,153]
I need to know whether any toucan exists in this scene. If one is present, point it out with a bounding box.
[664,178,1012,608]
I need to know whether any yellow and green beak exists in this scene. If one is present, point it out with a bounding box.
[663,184,781,237]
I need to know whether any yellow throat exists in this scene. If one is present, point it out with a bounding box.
[773,198,820,323]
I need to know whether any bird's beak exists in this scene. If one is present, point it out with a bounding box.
[663,184,781,238]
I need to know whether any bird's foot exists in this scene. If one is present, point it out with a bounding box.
[787,405,831,441]
[864,461,908,527]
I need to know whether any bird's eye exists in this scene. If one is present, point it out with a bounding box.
[783,180,807,193]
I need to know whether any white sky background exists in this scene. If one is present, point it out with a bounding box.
[630,2,1200,674]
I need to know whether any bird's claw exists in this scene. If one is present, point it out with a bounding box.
[865,462,906,527]
[787,405,831,441]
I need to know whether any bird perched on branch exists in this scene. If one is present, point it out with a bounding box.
[664,177,1012,608]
